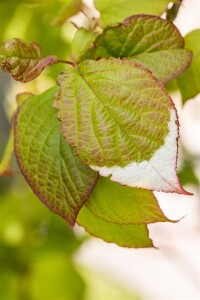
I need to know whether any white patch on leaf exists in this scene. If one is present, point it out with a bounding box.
[91,109,187,194]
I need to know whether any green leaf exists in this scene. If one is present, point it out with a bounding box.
[95,0,176,26]
[0,127,14,177]
[0,92,33,177]
[177,30,200,102]
[81,15,192,83]
[51,0,82,26]
[86,177,172,224]
[77,206,154,248]
[178,160,199,186]
[56,58,187,194]
[0,38,58,82]
[14,87,98,225]
[71,28,96,62]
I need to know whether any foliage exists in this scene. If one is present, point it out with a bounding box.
[0,0,199,249]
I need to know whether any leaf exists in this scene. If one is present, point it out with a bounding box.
[0,38,58,82]
[51,0,82,26]
[56,58,187,194]
[86,177,173,225]
[0,92,33,177]
[177,30,200,102]
[178,160,199,186]
[71,28,96,62]
[16,92,35,107]
[77,206,154,248]
[95,0,176,26]
[81,15,192,83]
[14,87,98,225]
[0,127,14,177]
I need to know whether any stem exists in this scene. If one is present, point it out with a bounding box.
[56,58,76,67]
[166,0,183,21]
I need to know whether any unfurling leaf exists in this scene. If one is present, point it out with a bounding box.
[0,38,58,82]
[81,15,192,83]
[14,87,98,225]
[177,30,200,102]
[56,58,188,194]
[77,206,154,248]
[86,177,173,224]
[95,0,173,26]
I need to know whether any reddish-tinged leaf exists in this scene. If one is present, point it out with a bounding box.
[56,58,188,194]
[81,15,192,83]
[14,87,98,225]
[0,38,58,82]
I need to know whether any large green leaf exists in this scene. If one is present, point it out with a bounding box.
[81,15,192,83]
[14,87,98,225]
[86,177,172,224]
[177,30,200,102]
[0,38,58,82]
[56,58,186,194]
[95,0,174,26]
[77,206,154,248]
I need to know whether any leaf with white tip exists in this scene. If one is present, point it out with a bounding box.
[56,58,188,194]
[0,38,58,82]
[14,87,98,225]
[81,15,192,83]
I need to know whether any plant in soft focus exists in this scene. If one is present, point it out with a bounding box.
[0,0,199,248]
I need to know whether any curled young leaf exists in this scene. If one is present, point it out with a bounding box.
[81,15,192,83]
[0,38,58,82]
[14,87,98,225]
[56,58,188,194]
